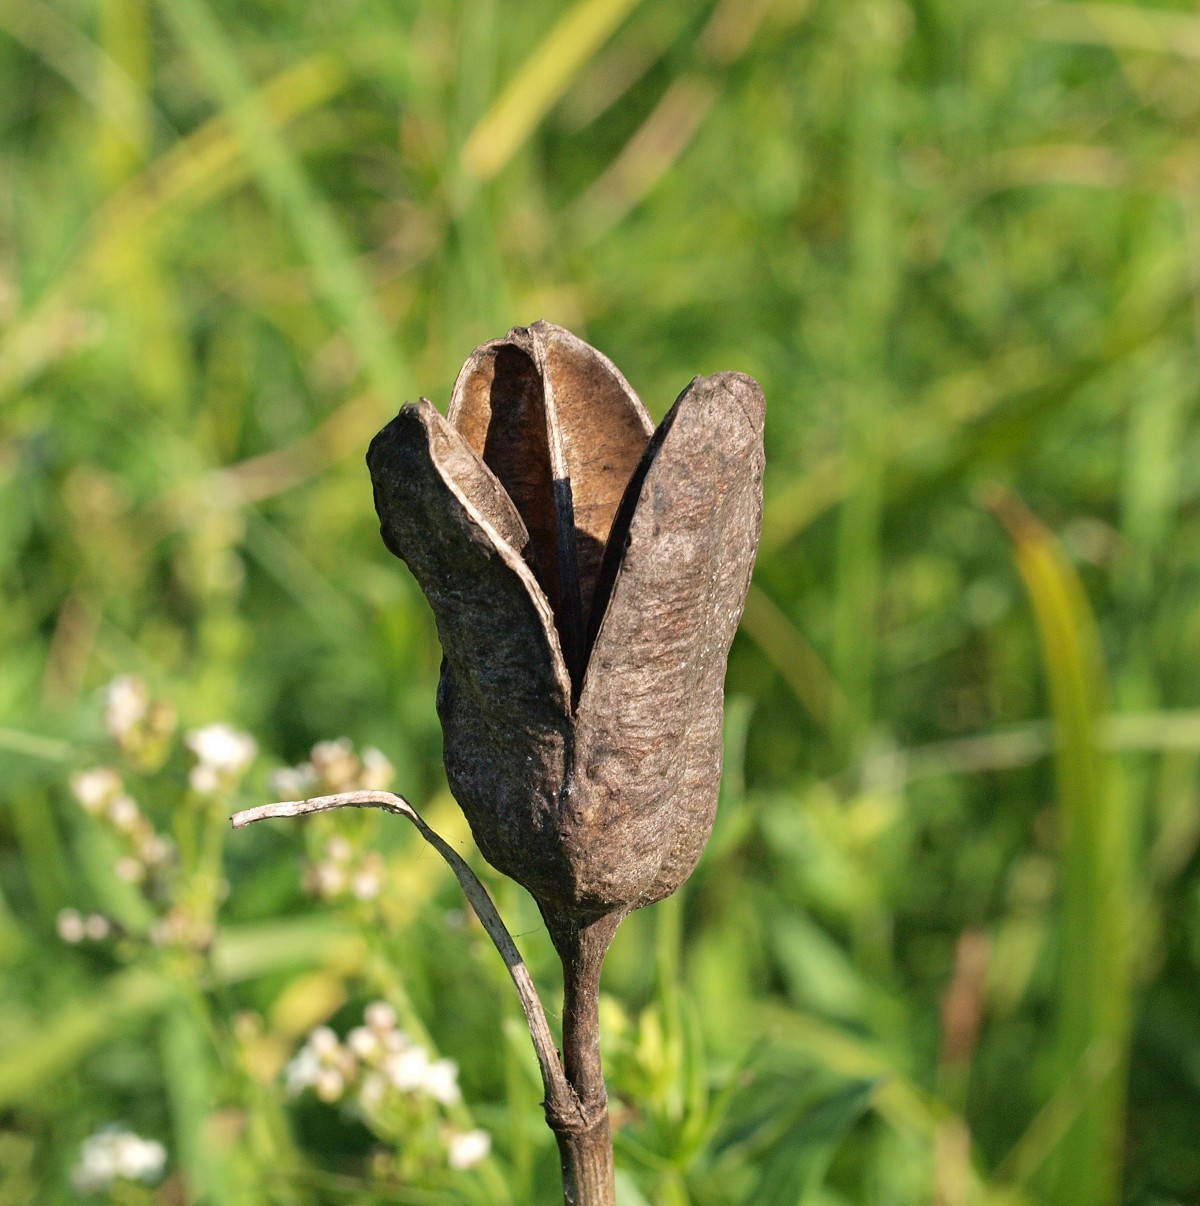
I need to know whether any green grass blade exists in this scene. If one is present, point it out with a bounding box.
[160,995,239,1205]
[0,968,172,1108]
[460,0,643,181]
[0,52,349,401]
[992,490,1131,1206]
[155,0,408,406]
[830,4,904,756]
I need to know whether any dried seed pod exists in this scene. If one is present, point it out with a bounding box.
[368,321,764,922]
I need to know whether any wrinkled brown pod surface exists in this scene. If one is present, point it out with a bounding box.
[368,320,765,923]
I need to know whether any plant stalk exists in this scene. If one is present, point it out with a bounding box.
[232,793,626,1206]
[542,908,623,1206]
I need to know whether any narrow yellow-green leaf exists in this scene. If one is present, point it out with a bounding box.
[161,996,238,1205]
[1031,2,1200,61]
[830,2,904,757]
[461,0,642,180]
[156,0,408,405]
[992,490,1131,1206]
[0,52,348,401]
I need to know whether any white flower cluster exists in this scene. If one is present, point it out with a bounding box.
[285,1001,460,1106]
[105,675,148,738]
[283,1002,490,1170]
[185,723,257,795]
[56,908,112,944]
[69,767,173,888]
[103,675,176,769]
[270,737,394,799]
[304,835,385,903]
[269,740,395,903]
[447,1127,492,1170]
[71,1126,166,1194]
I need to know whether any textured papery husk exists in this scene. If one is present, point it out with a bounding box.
[568,371,765,909]
[448,322,654,692]
[368,353,765,918]
[368,401,579,907]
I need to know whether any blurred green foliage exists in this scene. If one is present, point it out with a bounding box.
[2,0,1200,1201]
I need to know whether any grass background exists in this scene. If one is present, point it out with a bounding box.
[3,0,1200,1201]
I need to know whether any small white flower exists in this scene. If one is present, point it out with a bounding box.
[154,907,196,949]
[360,746,394,790]
[106,794,140,832]
[311,737,354,765]
[351,867,382,901]
[337,1047,359,1080]
[423,1057,461,1106]
[104,676,149,740]
[138,834,172,866]
[284,1046,321,1095]
[310,738,357,788]
[313,862,348,898]
[268,764,316,799]
[185,724,257,793]
[186,723,257,770]
[117,1134,167,1182]
[114,856,144,884]
[84,914,111,941]
[71,767,122,813]
[447,1128,491,1170]
[364,1001,397,1033]
[73,1136,118,1194]
[384,1046,429,1092]
[381,1028,412,1053]
[359,1072,387,1109]
[325,836,353,863]
[347,1026,379,1060]
[308,1026,340,1059]
[57,908,85,943]
[314,1067,345,1102]
[188,764,219,794]
[72,1127,166,1193]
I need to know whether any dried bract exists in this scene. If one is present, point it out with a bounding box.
[368,322,764,924]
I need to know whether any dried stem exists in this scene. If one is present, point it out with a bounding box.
[542,907,623,1206]
[230,791,591,1140]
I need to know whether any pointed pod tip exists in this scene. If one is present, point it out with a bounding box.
[692,371,766,437]
[367,399,434,471]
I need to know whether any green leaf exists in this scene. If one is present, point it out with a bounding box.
[993,491,1132,1206]
[0,968,172,1108]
